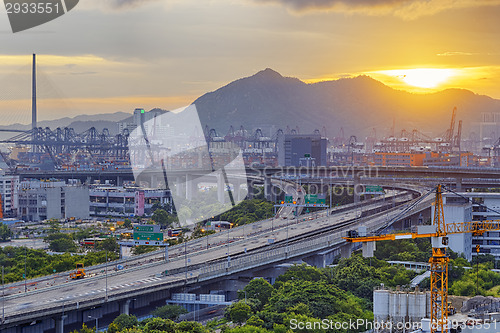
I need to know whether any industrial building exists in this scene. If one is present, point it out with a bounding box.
[18,179,89,222]
[373,152,472,167]
[89,186,171,217]
[117,108,169,135]
[278,133,327,167]
[373,287,430,330]
[439,192,500,262]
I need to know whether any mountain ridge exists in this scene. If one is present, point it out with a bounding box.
[193,69,500,138]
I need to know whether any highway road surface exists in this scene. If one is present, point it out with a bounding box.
[0,189,426,319]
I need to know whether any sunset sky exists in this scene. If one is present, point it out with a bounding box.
[0,0,500,124]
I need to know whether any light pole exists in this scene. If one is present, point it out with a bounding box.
[227,227,230,266]
[184,240,187,282]
[2,266,4,323]
[105,251,108,301]
[24,247,27,293]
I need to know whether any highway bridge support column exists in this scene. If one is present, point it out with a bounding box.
[117,175,123,187]
[120,299,132,315]
[217,173,225,204]
[233,180,242,202]
[186,174,197,201]
[340,243,352,259]
[456,177,463,191]
[353,174,361,203]
[176,177,182,197]
[264,175,273,201]
[246,179,255,199]
[54,314,67,333]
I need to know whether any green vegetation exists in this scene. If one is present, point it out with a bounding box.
[450,261,500,296]
[216,198,274,227]
[151,305,188,321]
[69,258,419,333]
[131,245,159,255]
[0,246,118,283]
[46,233,78,252]
[152,209,176,229]
[0,224,13,241]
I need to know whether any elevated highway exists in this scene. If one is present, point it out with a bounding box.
[0,187,429,332]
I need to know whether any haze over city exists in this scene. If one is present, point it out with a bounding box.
[1,0,500,124]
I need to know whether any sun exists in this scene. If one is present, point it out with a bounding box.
[375,68,456,89]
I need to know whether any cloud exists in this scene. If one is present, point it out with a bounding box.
[105,0,159,9]
[253,0,500,19]
[437,51,477,57]
[79,0,159,11]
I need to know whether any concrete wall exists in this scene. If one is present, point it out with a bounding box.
[65,186,90,219]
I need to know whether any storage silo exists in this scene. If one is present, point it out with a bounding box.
[374,289,390,322]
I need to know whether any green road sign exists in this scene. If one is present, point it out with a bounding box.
[304,194,326,205]
[284,195,293,203]
[134,225,155,232]
[133,232,163,241]
[365,185,385,194]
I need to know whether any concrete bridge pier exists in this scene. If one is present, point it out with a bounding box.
[54,314,67,333]
[353,175,361,203]
[176,177,183,197]
[217,173,225,204]
[264,175,274,201]
[233,180,242,202]
[303,248,338,268]
[456,177,463,191]
[246,179,255,199]
[119,299,132,315]
[186,174,197,201]
[340,243,352,259]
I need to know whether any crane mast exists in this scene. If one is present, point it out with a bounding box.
[429,185,449,333]
[345,185,500,332]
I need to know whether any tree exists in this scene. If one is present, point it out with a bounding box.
[151,304,187,321]
[246,315,265,327]
[275,264,325,286]
[97,238,119,253]
[108,314,138,332]
[49,238,77,252]
[0,224,12,241]
[175,321,206,332]
[152,209,174,229]
[226,301,252,324]
[266,280,366,320]
[123,219,133,229]
[238,278,273,309]
[144,317,176,332]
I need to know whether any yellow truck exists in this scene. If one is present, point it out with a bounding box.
[69,263,86,280]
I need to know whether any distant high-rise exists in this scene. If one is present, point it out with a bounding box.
[278,133,327,167]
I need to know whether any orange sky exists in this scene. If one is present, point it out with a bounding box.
[0,0,499,123]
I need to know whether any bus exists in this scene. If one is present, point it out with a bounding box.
[167,229,182,237]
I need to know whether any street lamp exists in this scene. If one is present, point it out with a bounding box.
[2,266,4,323]
[105,251,108,301]
[184,240,187,282]
[24,247,27,293]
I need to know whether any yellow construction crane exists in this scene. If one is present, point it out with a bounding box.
[344,185,500,333]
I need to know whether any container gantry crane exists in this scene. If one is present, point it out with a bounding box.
[344,184,500,333]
